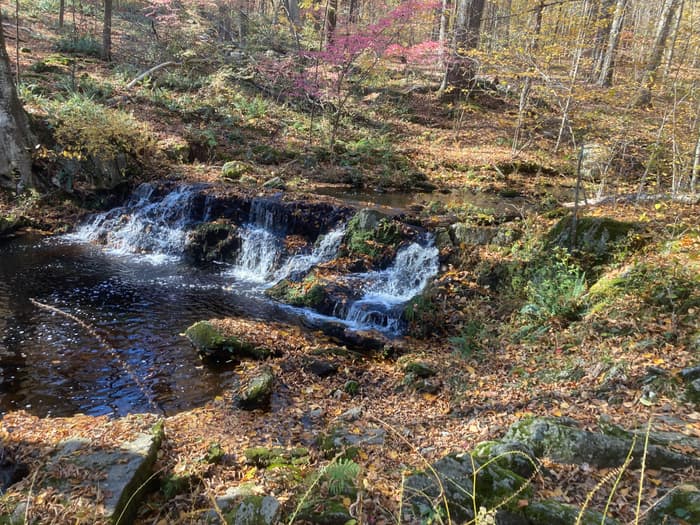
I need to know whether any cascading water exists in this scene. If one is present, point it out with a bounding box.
[343,241,439,332]
[67,184,438,334]
[68,184,204,263]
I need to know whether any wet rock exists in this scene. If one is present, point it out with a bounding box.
[238,366,274,410]
[547,215,637,262]
[227,495,281,525]
[318,321,388,352]
[524,500,619,525]
[645,484,700,525]
[184,221,240,264]
[402,452,532,523]
[503,417,700,470]
[342,208,407,265]
[184,321,273,363]
[266,274,335,312]
[262,176,286,189]
[221,160,252,181]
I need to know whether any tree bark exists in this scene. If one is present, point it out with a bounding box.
[59,0,65,27]
[102,0,112,61]
[597,0,627,87]
[634,0,682,106]
[590,0,615,81]
[0,24,37,191]
[325,0,338,47]
[442,0,485,90]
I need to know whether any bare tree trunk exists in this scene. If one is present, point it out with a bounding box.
[662,0,684,80]
[101,0,112,61]
[597,0,627,87]
[348,0,358,24]
[590,0,615,81]
[501,0,512,47]
[634,0,682,106]
[325,0,337,47]
[692,131,699,193]
[0,25,37,191]
[59,0,65,27]
[442,0,485,90]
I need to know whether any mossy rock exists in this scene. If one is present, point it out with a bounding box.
[0,215,22,238]
[184,321,272,362]
[524,500,619,525]
[184,221,240,264]
[243,446,309,468]
[225,495,280,525]
[471,440,538,478]
[341,209,404,262]
[503,417,699,470]
[238,366,274,410]
[265,275,329,309]
[398,358,436,378]
[221,160,252,180]
[402,452,533,522]
[547,215,637,263]
[645,484,700,525]
[262,176,286,190]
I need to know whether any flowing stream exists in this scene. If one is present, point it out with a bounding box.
[0,184,439,417]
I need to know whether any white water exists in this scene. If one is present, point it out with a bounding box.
[343,241,439,332]
[69,185,439,334]
[67,184,201,263]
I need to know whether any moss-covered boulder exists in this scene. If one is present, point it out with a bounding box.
[221,160,252,181]
[184,321,272,363]
[547,215,637,263]
[238,366,274,410]
[225,495,280,525]
[503,417,699,470]
[645,484,700,525]
[403,451,533,522]
[341,208,407,265]
[524,500,619,525]
[471,440,538,478]
[184,221,240,264]
[266,273,332,310]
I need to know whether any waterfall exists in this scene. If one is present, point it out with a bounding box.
[273,225,346,281]
[344,241,439,332]
[229,227,281,283]
[67,184,202,262]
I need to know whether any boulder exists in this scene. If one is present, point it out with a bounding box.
[503,417,700,470]
[580,143,612,180]
[184,321,273,363]
[450,223,499,245]
[402,452,532,523]
[471,440,538,478]
[184,221,240,264]
[221,160,252,181]
[238,366,274,410]
[645,484,700,525]
[547,215,636,262]
[262,176,286,189]
[524,500,619,525]
[227,495,281,525]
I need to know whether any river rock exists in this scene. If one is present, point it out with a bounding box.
[645,484,700,525]
[524,500,619,525]
[238,366,274,410]
[503,416,700,470]
[402,452,532,523]
[184,221,240,264]
[184,320,273,363]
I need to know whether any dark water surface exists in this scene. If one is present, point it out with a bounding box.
[0,234,294,418]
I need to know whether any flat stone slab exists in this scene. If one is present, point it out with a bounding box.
[0,413,163,524]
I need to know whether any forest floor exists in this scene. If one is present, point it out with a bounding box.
[1,5,699,525]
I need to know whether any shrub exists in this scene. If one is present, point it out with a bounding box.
[47,94,153,161]
[54,34,101,57]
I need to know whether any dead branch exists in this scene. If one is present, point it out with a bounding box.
[125,61,180,89]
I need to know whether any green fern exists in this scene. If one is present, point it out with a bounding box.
[324,458,360,496]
